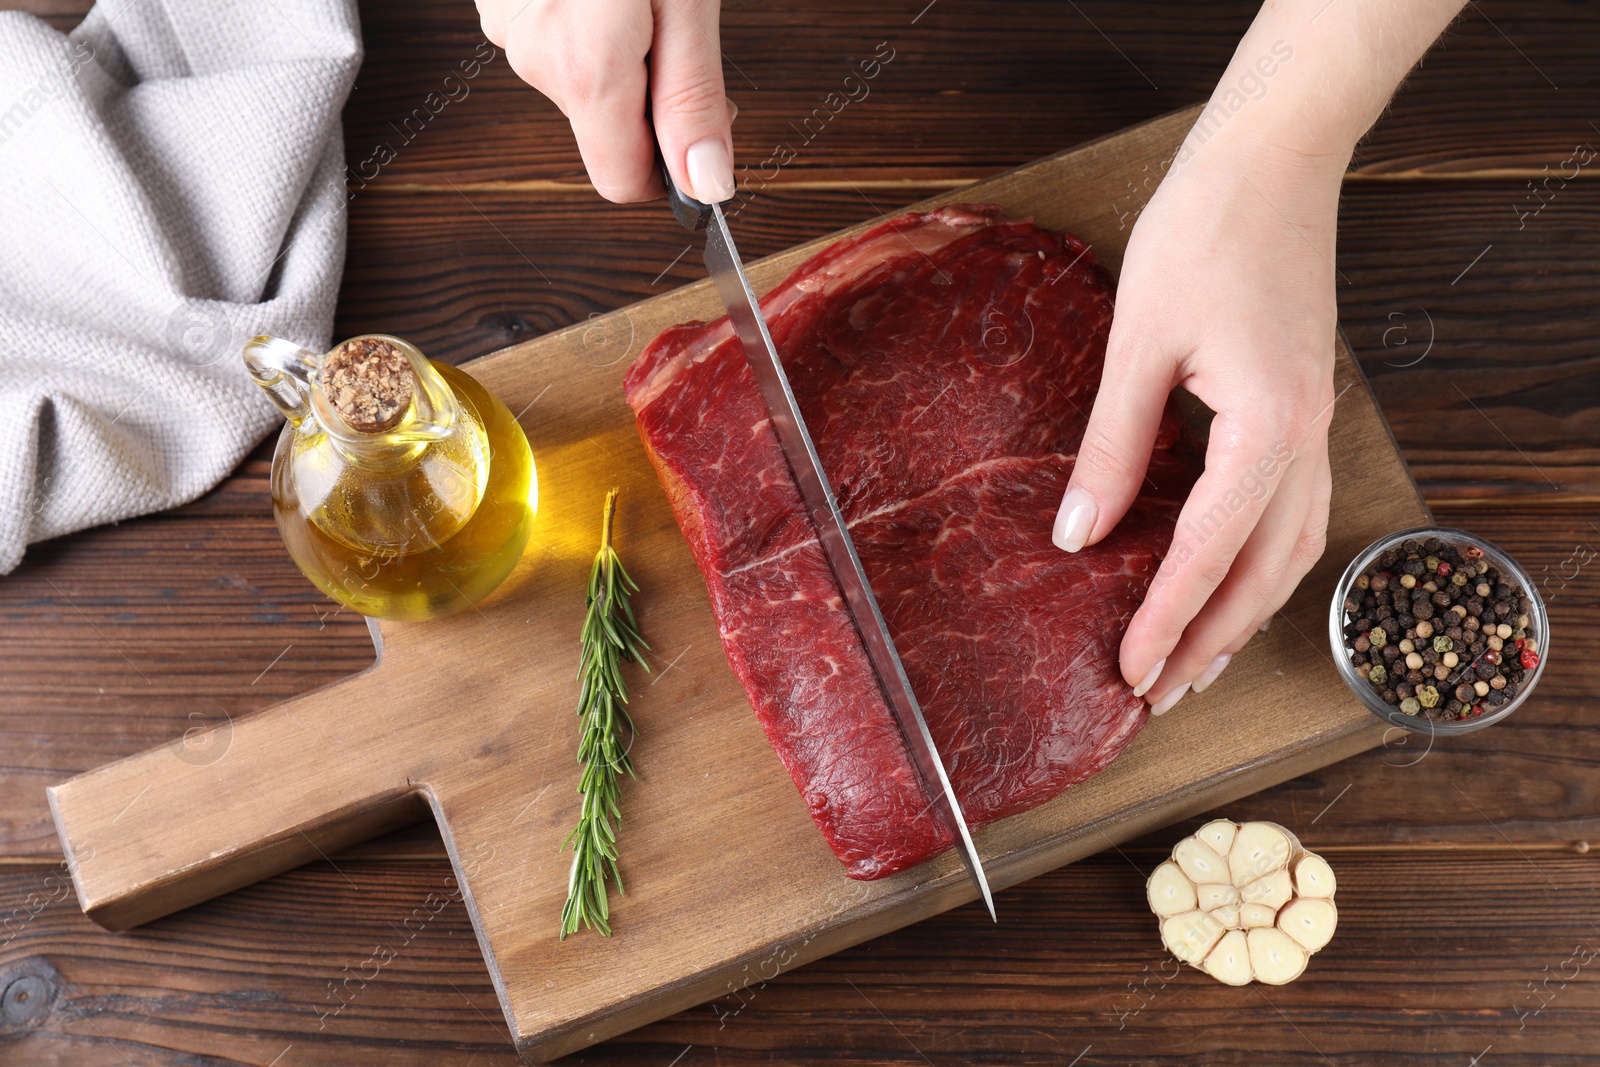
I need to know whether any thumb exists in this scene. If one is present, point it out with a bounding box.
[651,0,735,204]
[1052,336,1173,553]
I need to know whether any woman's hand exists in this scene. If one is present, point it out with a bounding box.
[475,0,735,204]
[1053,129,1344,715]
[1054,0,1467,715]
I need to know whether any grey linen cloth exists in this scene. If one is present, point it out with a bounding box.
[0,0,361,573]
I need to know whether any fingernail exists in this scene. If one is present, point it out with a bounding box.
[1191,652,1231,693]
[726,96,739,123]
[1131,656,1166,699]
[1149,683,1190,716]
[1052,486,1097,553]
[1259,616,1273,633]
[686,137,736,203]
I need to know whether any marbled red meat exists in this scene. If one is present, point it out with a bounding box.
[624,204,1197,879]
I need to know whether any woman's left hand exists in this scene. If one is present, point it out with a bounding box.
[1052,126,1345,715]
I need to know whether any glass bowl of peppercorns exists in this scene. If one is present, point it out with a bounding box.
[1329,527,1548,734]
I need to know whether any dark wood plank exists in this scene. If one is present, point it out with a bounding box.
[346,1,1599,189]
[1337,181,1600,504]
[0,860,517,1065]
[13,0,1599,179]
[3,852,1595,1064]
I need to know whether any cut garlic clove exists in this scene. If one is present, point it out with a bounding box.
[1240,867,1293,910]
[1278,897,1338,953]
[1273,822,1305,864]
[1196,818,1238,857]
[1212,903,1242,929]
[1239,902,1278,929]
[1174,836,1229,885]
[1161,910,1225,967]
[1292,852,1337,899]
[1247,927,1309,985]
[1202,929,1253,986]
[1195,883,1240,911]
[1147,860,1198,918]
[1228,821,1295,886]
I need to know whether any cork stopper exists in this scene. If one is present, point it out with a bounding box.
[321,337,415,433]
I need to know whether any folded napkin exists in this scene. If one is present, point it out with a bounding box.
[0,0,361,573]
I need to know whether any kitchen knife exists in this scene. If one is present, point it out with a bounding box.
[656,153,996,920]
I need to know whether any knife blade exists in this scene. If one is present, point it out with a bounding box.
[658,163,995,920]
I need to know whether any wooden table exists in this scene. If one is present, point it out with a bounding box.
[3,2,1596,1063]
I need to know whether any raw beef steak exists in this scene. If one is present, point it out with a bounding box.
[624,204,1197,879]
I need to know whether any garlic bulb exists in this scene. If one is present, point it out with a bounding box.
[1147,820,1337,985]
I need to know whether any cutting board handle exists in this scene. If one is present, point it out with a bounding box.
[48,661,425,931]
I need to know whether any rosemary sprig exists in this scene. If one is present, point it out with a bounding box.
[560,488,649,939]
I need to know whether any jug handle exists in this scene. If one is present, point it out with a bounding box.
[243,335,318,424]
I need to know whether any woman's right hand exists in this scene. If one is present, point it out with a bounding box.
[476,0,735,204]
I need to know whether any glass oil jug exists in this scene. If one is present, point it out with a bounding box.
[243,333,537,622]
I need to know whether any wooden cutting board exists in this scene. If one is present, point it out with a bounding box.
[49,104,1425,1063]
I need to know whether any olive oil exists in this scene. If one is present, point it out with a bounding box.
[245,335,536,622]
